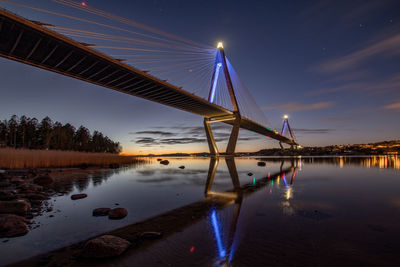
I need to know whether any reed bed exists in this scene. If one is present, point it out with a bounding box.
[0,148,145,169]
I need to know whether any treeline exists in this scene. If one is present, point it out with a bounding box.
[0,115,121,154]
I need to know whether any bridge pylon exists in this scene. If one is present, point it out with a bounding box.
[205,42,241,157]
[279,115,297,149]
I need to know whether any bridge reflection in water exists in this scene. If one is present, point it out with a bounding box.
[204,157,299,266]
[102,157,300,267]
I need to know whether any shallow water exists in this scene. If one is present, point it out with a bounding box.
[1,156,399,266]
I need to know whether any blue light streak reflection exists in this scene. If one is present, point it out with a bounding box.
[210,209,226,258]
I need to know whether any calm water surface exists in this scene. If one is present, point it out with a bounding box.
[0,156,399,266]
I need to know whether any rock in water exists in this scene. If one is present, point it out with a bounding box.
[33,174,54,186]
[0,214,29,237]
[160,160,169,165]
[179,166,185,169]
[82,235,130,258]
[93,208,111,217]
[157,159,162,161]
[71,193,87,200]
[140,231,163,239]
[247,173,253,176]
[0,200,31,215]
[257,161,266,167]
[108,208,128,219]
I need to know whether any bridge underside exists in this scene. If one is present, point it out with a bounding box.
[0,9,298,152]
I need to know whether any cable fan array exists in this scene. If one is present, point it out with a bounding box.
[0,0,272,128]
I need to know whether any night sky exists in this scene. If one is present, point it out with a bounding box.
[0,0,399,154]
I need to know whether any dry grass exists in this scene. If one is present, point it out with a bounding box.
[0,148,145,169]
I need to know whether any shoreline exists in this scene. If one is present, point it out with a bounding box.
[11,166,290,266]
[0,148,147,169]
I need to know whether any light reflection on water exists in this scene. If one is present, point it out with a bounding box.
[0,156,399,266]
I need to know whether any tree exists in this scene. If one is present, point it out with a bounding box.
[17,115,28,148]
[38,116,53,149]
[8,115,18,148]
[0,115,122,153]
[0,120,8,147]
[74,126,91,151]
[26,118,39,149]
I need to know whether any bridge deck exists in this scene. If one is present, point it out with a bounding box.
[0,9,296,146]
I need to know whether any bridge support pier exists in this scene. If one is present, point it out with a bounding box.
[204,112,241,157]
[204,118,219,157]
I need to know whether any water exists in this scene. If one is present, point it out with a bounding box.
[0,156,399,266]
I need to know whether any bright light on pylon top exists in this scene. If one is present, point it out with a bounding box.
[283,115,289,119]
[217,42,224,49]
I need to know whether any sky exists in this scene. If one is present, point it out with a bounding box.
[0,0,399,154]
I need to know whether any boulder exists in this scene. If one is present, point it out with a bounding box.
[257,161,266,167]
[0,200,31,215]
[24,193,48,200]
[0,190,17,201]
[247,173,253,176]
[33,174,54,186]
[71,193,87,200]
[157,159,162,161]
[10,177,25,185]
[82,235,130,258]
[0,214,29,237]
[160,160,169,165]
[93,208,111,217]
[18,183,43,192]
[178,166,185,169]
[108,208,128,219]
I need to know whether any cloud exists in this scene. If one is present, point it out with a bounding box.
[319,117,352,122]
[131,124,263,147]
[293,128,335,134]
[383,101,400,112]
[311,72,400,95]
[135,137,157,144]
[317,33,400,73]
[159,138,205,145]
[264,101,334,112]
[131,131,174,136]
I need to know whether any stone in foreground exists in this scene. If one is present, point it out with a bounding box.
[92,208,111,217]
[71,194,87,200]
[0,214,29,237]
[0,200,31,215]
[82,235,130,258]
[108,208,128,219]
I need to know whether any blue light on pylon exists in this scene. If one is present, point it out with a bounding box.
[282,121,287,135]
[210,209,226,258]
[210,63,222,103]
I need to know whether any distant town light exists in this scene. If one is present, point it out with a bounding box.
[217,42,224,49]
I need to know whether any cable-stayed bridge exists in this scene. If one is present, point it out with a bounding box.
[0,2,299,155]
